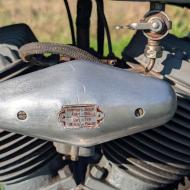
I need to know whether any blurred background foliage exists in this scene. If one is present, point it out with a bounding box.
[0,0,189,57]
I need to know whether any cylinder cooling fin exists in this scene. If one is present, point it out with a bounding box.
[0,132,59,184]
[0,24,63,188]
[0,24,40,82]
[102,94,190,190]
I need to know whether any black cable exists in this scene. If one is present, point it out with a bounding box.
[96,0,114,57]
[76,0,92,51]
[63,0,76,45]
[96,0,104,57]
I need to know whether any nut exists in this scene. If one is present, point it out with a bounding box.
[90,165,106,179]
[144,45,162,59]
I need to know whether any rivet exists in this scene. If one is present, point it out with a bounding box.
[135,108,144,118]
[17,111,27,120]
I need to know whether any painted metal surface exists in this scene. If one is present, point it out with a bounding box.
[123,32,190,95]
[0,60,176,147]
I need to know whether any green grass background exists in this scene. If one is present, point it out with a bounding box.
[0,0,190,189]
[0,0,189,58]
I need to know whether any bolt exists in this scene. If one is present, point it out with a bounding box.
[149,18,163,32]
[90,165,106,179]
[135,108,144,118]
[71,146,79,161]
[152,22,159,29]
[17,111,27,120]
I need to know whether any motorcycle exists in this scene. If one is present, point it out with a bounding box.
[0,1,189,190]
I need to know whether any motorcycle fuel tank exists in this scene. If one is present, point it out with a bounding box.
[0,61,176,147]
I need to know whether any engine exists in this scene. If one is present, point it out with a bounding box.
[0,1,190,190]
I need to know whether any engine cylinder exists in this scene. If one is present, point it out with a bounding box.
[102,95,190,189]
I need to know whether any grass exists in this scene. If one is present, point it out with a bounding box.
[0,0,189,58]
[0,1,190,189]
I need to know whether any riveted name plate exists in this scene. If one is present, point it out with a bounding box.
[58,104,104,129]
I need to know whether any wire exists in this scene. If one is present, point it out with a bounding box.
[145,58,156,73]
[19,42,101,67]
[96,0,114,57]
[63,0,76,46]
[96,0,104,57]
